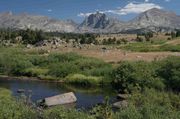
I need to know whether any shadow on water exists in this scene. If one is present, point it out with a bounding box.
[0,78,117,109]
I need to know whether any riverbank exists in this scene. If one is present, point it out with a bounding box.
[0,75,64,83]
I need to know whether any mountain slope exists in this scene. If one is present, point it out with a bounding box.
[0,12,78,32]
[126,8,180,32]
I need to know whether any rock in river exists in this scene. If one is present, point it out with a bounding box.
[43,92,77,107]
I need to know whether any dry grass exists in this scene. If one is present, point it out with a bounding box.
[165,38,180,45]
[26,44,180,63]
[96,33,170,42]
[25,33,180,63]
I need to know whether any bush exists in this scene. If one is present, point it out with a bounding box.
[73,58,108,72]
[48,62,79,78]
[132,89,180,119]
[112,61,165,93]
[113,104,142,119]
[0,53,33,76]
[157,57,180,91]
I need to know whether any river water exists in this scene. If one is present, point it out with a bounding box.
[0,78,116,109]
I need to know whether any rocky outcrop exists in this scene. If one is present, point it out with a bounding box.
[35,37,66,47]
[80,12,110,29]
[79,12,124,33]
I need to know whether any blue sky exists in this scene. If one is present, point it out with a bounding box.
[0,0,179,23]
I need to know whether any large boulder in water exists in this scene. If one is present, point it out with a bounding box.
[44,92,77,107]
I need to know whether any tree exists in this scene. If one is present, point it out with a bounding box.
[144,32,153,41]
[171,31,176,39]
[176,30,180,37]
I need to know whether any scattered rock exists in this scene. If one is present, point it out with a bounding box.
[17,89,25,93]
[117,94,130,100]
[26,44,33,49]
[113,100,128,109]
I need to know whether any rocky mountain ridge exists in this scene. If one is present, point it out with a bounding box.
[0,8,180,33]
[0,11,77,32]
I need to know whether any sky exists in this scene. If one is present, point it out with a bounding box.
[0,0,179,23]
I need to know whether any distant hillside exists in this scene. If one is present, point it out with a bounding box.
[0,12,78,32]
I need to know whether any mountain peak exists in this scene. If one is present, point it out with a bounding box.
[147,8,161,12]
[80,11,109,29]
[129,8,180,31]
[144,8,176,17]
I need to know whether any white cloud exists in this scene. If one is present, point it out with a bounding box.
[145,0,149,2]
[165,0,170,2]
[77,11,105,17]
[78,2,162,17]
[77,13,92,17]
[47,9,52,12]
[109,2,162,15]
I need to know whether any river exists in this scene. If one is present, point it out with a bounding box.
[0,78,116,109]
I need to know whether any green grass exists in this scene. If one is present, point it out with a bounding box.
[0,46,113,85]
[65,74,103,85]
[160,44,180,52]
[118,40,180,52]
[0,88,37,119]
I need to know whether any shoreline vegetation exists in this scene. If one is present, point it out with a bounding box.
[0,46,179,90]
[0,46,113,86]
[0,75,64,83]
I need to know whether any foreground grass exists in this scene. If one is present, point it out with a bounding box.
[0,87,179,119]
[0,88,37,119]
